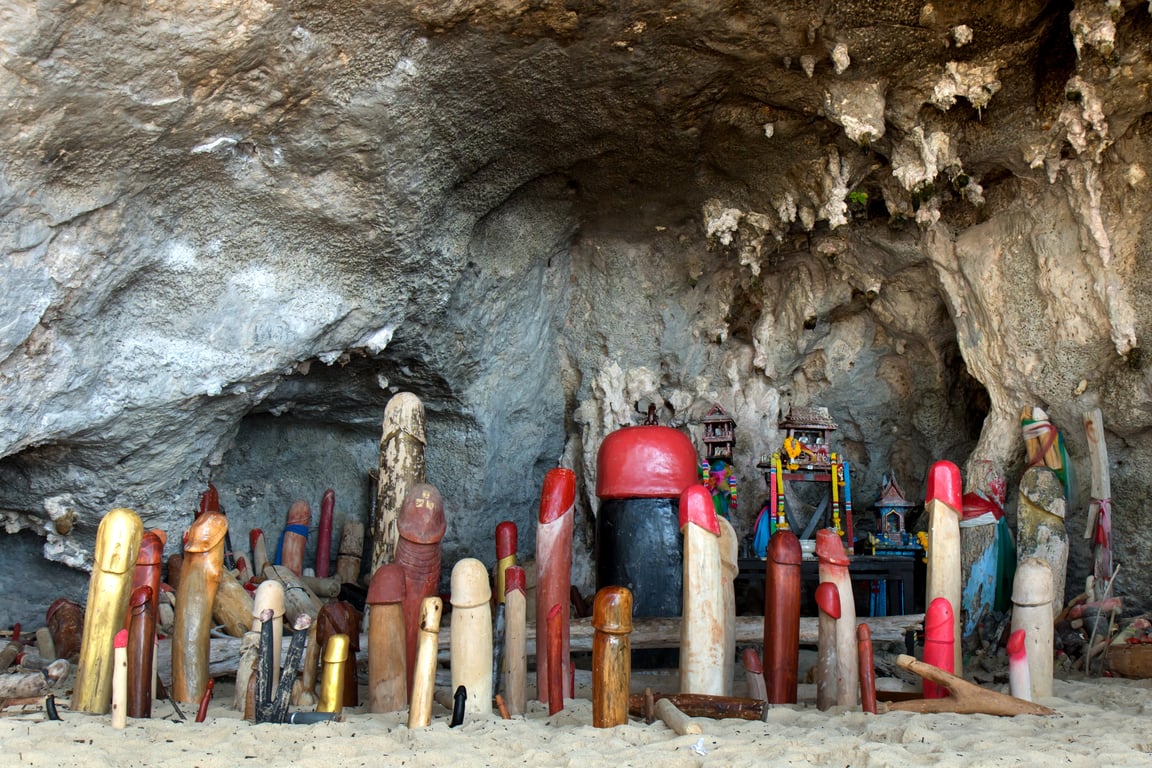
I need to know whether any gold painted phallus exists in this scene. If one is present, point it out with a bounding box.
[73,508,144,714]
[317,633,350,714]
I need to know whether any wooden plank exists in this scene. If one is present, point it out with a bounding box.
[158,613,923,682]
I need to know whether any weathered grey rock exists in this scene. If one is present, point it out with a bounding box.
[1,1,1151,617]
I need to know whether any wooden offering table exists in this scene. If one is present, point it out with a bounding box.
[737,555,915,618]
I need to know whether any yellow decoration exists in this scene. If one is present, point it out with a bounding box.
[916,531,929,563]
[783,437,802,470]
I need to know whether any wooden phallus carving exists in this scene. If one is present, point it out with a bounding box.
[367,564,407,713]
[451,558,493,717]
[535,468,576,703]
[73,507,143,714]
[679,484,725,696]
[395,482,446,697]
[278,500,311,577]
[816,528,857,707]
[763,529,801,704]
[925,460,963,677]
[592,586,633,728]
[172,510,227,704]
[317,601,362,707]
[126,585,156,719]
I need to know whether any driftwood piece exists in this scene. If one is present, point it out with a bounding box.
[261,565,322,625]
[212,570,255,638]
[298,575,342,599]
[883,655,1055,716]
[654,697,703,735]
[0,660,69,699]
[628,691,766,721]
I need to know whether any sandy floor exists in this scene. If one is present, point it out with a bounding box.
[4,670,1152,768]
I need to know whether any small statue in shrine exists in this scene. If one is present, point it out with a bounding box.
[702,459,736,519]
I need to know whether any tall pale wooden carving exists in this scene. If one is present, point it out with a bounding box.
[372,392,426,572]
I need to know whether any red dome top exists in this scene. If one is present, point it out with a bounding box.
[596,426,700,499]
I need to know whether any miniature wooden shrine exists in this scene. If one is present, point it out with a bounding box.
[701,403,735,463]
[869,473,921,557]
[778,406,837,470]
[756,406,852,548]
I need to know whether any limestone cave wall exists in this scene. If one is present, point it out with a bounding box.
[1,0,1150,626]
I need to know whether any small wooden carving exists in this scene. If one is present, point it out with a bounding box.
[407,596,443,729]
[367,564,407,713]
[592,586,633,728]
[451,558,493,717]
